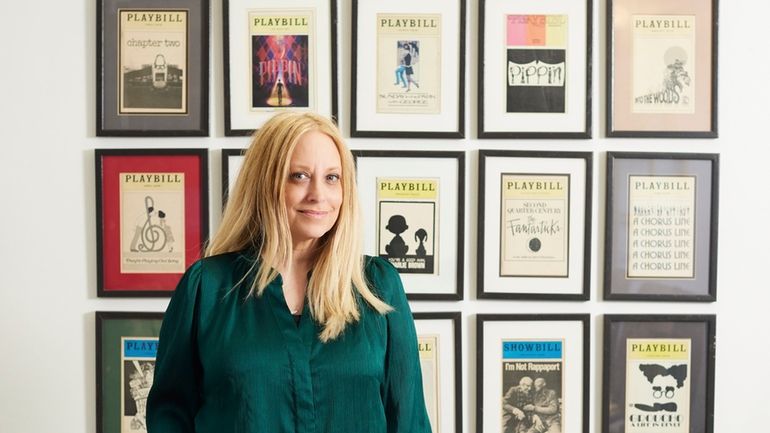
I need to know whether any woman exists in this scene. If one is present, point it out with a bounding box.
[146,112,431,433]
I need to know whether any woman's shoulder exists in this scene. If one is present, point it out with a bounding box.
[363,255,403,302]
[174,250,257,296]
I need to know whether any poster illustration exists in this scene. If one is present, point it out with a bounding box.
[625,339,691,433]
[121,337,159,433]
[505,15,567,113]
[120,172,185,274]
[377,177,439,275]
[418,335,440,432]
[502,340,564,433]
[119,10,188,114]
[500,174,569,277]
[632,15,695,114]
[627,176,696,279]
[249,11,313,109]
[376,14,442,114]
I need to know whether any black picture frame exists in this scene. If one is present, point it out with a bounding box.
[604,152,719,301]
[606,0,718,138]
[96,311,164,433]
[412,312,462,433]
[223,0,339,136]
[477,150,592,300]
[350,0,466,138]
[478,0,593,138]
[221,147,246,206]
[602,314,716,433]
[97,0,210,136]
[353,150,465,300]
[477,314,590,433]
[95,148,209,297]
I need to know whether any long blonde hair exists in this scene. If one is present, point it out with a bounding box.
[206,112,391,341]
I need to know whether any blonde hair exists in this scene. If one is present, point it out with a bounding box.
[206,112,391,341]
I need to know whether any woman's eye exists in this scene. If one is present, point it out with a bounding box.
[290,172,309,181]
[326,174,341,183]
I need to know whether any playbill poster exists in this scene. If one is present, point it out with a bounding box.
[627,176,696,279]
[632,15,696,114]
[376,14,441,114]
[120,173,185,274]
[377,177,439,275]
[502,340,564,433]
[249,10,313,110]
[118,10,188,114]
[121,337,159,433]
[505,15,567,113]
[625,339,691,433]
[500,174,569,277]
[418,335,440,432]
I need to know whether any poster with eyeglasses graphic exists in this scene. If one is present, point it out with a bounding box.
[625,338,691,433]
[377,177,439,275]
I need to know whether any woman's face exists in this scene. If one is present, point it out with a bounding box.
[283,130,343,250]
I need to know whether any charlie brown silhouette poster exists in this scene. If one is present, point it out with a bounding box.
[377,177,438,275]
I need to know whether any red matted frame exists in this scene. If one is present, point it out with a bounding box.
[95,149,209,296]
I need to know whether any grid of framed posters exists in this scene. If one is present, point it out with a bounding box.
[604,152,719,301]
[354,151,465,300]
[602,315,716,433]
[478,0,592,138]
[223,0,338,136]
[351,0,466,138]
[413,312,462,433]
[607,0,718,137]
[97,0,210,136]
[221,148,246,204]
[477,314,590,433]
[95,149,209,296]
[477,150,592,300]
[96,311,164,433]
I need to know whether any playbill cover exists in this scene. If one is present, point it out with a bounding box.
[627,176,696,279]
[376,14,442,114]
[377,177,439,275]
[505,15,567,113]
[120,172,185,274]
[632,15,695,114]
[625,339,691,433]
[418,335,440,432]
[118,10,188,114]
[502,340,564,433]
[500,174,569,277]
[121,337,159,433]
[249,10,314,110]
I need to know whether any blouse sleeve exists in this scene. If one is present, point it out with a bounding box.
[370,257,432,433]
[147,261,203,433]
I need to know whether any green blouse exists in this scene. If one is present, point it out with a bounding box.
[147,251,431,433]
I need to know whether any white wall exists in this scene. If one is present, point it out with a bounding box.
[0,1,766,432]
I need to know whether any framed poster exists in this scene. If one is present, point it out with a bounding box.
[478,0,592,138]
[95,149,208,296]
[97,0,210,136]
[413,312,462,433]
[604,152,719,301]
[602,315,716,433]
[221,148,246,205]
[223,0,338,136]
[351,0,466,138]
[607,0,718,137]
[478,150,592,300]
[96,311,164,433]
[354,150,464,300]
[477,314,590,433]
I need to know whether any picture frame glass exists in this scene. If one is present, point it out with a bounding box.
[605,153,717,300]
[355,151,464,299]
[480,0,590,136]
